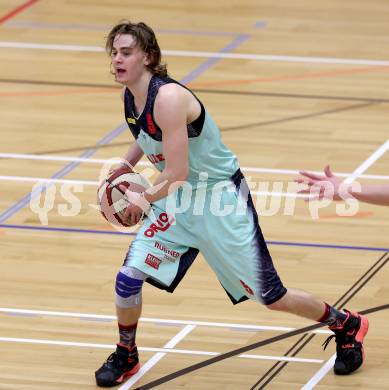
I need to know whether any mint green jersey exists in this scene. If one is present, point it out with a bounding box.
[124,75,239,185]
[122,75,286,306]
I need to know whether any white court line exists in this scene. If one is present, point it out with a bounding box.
[0,42,104,52]
[1,142,387,199]
[0,153,118,163]
[0,175,306,198]
[118,325,196,390]
[0,336,323,364]
[0,152,388,199]
[344,139,389,184]
[1,41,389,66]
[1,152,388,180]
[0,175,99,186]
[301,354,336,389]
[0,307,332,334]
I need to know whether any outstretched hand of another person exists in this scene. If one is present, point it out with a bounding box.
[296,165,349,201]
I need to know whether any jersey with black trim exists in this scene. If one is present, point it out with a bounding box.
[124,75,239,185]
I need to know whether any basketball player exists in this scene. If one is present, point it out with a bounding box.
[298,165,389,205]
[95,21,369,387]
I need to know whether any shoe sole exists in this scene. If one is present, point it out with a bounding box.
[96,363,141,387]
[116,362,141,384]
[354,312,369,361]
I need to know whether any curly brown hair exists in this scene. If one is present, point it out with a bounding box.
[106,21,168,77]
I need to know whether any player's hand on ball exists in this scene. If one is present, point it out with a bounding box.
[108,163,133,177]
[121,191,151,225]
[97,165,151,228]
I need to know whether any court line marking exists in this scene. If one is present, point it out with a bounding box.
[251,333,316,390]
[1,78,389,103]
[0,336,323,365]
[344,139,389,184]
[299,253,389,389]
[0,175,99,185]
[1,224,389,252]
[118,325,196,390]
[250,252,388,389]
[189,65,389,88]
[134,304,389,390]
[194,87,389,103]
[2,41,389,66]
[1,153,388,181]
[0,87,117,97]
[249,140,389,388]
[0,123,128,224]
[0,0,38,25]
[180,34,250,85]
[0,175,306,198]
[5,21,246,36]
[301,354,336,389]
[222,101,380,133]
[3,78,387,103]
[0,307,331,333]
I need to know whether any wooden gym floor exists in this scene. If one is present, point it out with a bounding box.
[0,0,388,389]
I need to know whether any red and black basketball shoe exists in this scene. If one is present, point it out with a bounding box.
[323,310,369,375]
[95,343,140,387]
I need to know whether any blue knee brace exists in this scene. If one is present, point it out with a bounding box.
[115,266,145,308]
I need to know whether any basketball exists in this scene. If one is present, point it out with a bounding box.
[97,166,151,227]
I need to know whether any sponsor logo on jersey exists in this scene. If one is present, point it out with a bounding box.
[126,117,136,125]
[154,241,180,260]
[146,113,157,134]
[261,287,274,298]
[163,254,176,263]
[147,153,165,164]
[144,212,175,238]
[145,253,162,270]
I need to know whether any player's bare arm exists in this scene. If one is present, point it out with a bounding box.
[143,83,194,203]
[122,84,192,224]
[351,184,389,206]
[121,142,144,167]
